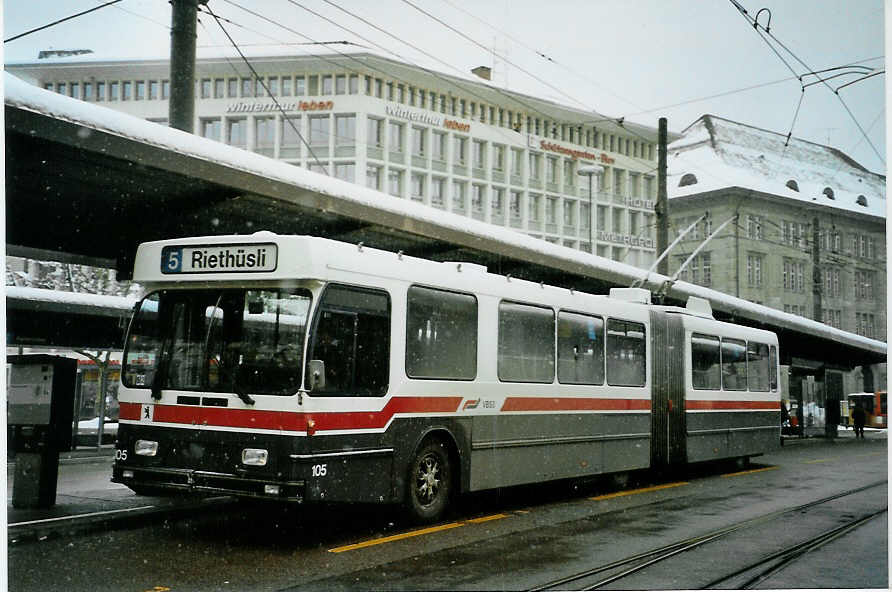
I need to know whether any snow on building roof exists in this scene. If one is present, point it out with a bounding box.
[667,114,885,219]
[6,286,136,314]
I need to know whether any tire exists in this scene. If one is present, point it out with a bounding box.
[406,439,453,523]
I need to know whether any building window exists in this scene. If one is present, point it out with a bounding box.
[122,81,132,100]
[454,136,467,164]
[783,258,806,293]
[747,253,763,287]
[254,117,275,153]
[227,118,246,147]
[241,78,253,98]
[366,165,382,190]
[678,253,711,287]
[412,127,426,156]
[309,115,330,146]
[431,177,445,207]
[388,121,404,152]
[83,82,93,101]
[255,78,266,97]
[280,116,301,154]
[267,77,278,96]
[473,140,485,168]
[747,215,763,240]
[200,78,211,99]
[281,76,292,96]
[308,75,319,95]
[855,313,877,339]
[213,78,224,98]
[493,145,505,171]
[367,117,383,148]
[295,77,306,96]
[782,220,807,248]
[472,185,485,213]
[410,173,425,201]
[349,74,359,94]
[432,131,446,161]
[511,149,523,176]
[109,81,120,101]
[135,80,145,100]
[855,270,875,300]
[823,267,841,299]
[334,163,355,183]
[528,153,541,180]
[528,194,541,223]
[492,188,504,219]
[510,191,522,221]
[95,81,105,101]
[335,74,346,95]
[200,118,221,141]
[453,181,467,211]
[388,169,404,197]
[161,80,170,100]
[546,157,558,184]
[335,114,356,146]
[563,200,576,226]
[321,75,333,95]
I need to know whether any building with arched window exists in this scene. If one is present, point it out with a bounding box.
[8,52,668,268]
[667,115,886,343]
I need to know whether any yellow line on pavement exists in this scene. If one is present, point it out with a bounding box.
[466,513,508,524]
[722,466,779,478]
[589,481,688,501]
[329,522,465,553]
[805,458,834,464]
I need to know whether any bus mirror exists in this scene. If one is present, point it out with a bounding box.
[308,360,325,391]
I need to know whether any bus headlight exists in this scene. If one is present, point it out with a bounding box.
[242,448,269,466]
[134,440,159,456]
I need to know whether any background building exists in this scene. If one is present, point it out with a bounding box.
[8,52,667,267]
[667,114,886,408]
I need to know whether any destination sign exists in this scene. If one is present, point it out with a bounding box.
[161,243,278,274]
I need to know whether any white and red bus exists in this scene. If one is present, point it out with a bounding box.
[113,232,781,522]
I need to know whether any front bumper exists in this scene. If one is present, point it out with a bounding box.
[112,465,306,502]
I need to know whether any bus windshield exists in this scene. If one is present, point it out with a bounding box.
[123,288,312,396]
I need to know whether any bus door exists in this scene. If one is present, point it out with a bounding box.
[649,311,686,469]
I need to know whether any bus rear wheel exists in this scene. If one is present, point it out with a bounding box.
[406,439,452,523]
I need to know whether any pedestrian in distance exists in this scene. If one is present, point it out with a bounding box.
[852,404,866,439]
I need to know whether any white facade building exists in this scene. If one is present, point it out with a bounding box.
[8,52,664,267]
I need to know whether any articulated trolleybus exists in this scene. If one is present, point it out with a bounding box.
[114,233,781,522]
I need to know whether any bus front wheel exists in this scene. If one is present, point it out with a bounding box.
[406,438,453,523]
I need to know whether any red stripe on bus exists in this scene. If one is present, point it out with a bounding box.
[120,396,463,432]
[501,397,651,412]
[686,400,780,410]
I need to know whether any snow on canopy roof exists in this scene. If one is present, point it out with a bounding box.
[6,286,136,312]
[667,115,885,219]
[4,73,885,358]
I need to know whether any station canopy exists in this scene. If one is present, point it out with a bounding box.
[4,73,885,366]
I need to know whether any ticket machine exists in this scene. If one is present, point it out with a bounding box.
[7,355,76,508]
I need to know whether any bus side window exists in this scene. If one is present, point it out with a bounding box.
[691,333,720,390]
[309,284,390,397]
[720,338,747,391]
[606,319,646,387]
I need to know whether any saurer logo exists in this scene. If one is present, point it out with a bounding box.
[462,398,480,411]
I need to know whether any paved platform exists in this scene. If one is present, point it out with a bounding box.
[7,447,233,544]
[6,429,885,544]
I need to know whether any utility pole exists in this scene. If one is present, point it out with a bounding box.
[656,117,669,276]
[169,0,206,133]
[812,217,821,322]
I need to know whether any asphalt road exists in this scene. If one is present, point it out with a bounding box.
[7,435,888,591]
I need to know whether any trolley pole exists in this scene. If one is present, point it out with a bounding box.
[656,118,669,276]
[169,0,206,133]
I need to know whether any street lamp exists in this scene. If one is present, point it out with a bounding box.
[577,164,604,253]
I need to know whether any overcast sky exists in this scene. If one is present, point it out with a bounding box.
[3,0,886,172]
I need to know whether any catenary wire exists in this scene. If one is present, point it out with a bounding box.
[5,0,123,43]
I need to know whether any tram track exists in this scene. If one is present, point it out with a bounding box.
[527,480,887,591]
